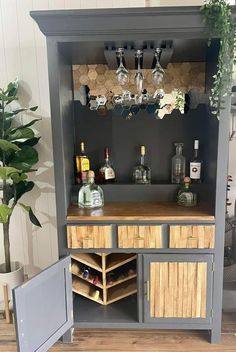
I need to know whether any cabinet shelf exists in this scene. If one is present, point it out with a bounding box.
[71,253,102,272]
[106,274,137,289]
[106,254,137,273]
[72,277,103,305]
[107,278,137,305]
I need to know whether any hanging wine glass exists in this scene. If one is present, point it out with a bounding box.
[152,48,165,86]
[135,49,144,94]
[116,48,129,86]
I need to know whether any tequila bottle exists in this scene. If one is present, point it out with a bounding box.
[78,170,104,208]
[99,146,115,183]
[133,146,151,184]
[171,143,186,184]
[177,177,197,207]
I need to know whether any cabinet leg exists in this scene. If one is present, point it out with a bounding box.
[210,329,221,344]
[61,328,74,343]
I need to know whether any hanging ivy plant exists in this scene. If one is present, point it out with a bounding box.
[201,0,236,118]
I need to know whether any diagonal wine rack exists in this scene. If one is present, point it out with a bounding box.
[71,253,137,305]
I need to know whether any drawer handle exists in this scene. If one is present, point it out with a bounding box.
[188,236,198,240]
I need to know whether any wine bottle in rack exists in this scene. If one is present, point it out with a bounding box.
[190,140,202,183]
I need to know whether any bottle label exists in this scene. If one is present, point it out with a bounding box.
[80,158,90,172]
[91,190,102,207]
[104,167,115,180]
[190,162,201,179]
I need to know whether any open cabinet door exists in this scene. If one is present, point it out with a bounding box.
[13,256,73,352]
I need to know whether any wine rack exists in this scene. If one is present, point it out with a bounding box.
[71,253,137,305]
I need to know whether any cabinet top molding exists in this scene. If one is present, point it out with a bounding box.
[30,6,236,40]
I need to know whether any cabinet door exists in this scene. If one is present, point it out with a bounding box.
[143,254,213,324]
[13,256,73,352]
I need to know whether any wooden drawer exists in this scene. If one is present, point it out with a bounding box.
[169,225,215,249]
[118,225,162,248]
[67,225,112,248]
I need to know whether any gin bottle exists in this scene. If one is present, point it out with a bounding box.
[78,170,104,208]
[171,143,186,184]
[133,146,151,184]
[177,177,197,207]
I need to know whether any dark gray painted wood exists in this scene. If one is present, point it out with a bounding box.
[211,96,232,344]
[13,256,73,352]
[30,7,236,40]
[143,254,213,325]
[46,38,74,257]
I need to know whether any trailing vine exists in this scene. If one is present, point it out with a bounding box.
[201,0,236,118]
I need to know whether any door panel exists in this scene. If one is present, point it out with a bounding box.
[144,254,213,324]
[13,256,73,352]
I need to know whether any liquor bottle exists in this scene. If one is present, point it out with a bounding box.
[133,146,151,184]
[76,142,90,184]
[78,170,104,208]
[171,142,186,184]
[99,147,115,183]
[82,266,90,279]
[177,177,197,207]
[190,140,202,183]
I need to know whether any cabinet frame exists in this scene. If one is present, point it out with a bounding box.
[143,254,213,325]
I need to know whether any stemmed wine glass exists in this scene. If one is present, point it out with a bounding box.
[116,48,129,86]
[135,49,144,94]
[152,48,165,86]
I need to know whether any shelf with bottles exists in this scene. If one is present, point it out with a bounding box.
[71,253,103,272]
[71,252,137,305]
[71,260,103,289]
[106,261,137,289]
[72,277,104,305]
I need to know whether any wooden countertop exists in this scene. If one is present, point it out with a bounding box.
[67,202,215,222]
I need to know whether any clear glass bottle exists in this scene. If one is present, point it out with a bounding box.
[177,177,197,207]
[171,142,186,184]
[99,146,115,183]
[133,146,151,184]
[78,170,104,208]
[190,140,202,183]
[76,142,90,184]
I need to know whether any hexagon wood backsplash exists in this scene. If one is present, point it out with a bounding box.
[72,63,205,96]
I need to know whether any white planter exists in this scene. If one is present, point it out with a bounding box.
[0,262,24,310]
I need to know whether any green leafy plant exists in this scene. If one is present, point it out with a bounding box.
[0,80,41,273]
[201,0,236,118]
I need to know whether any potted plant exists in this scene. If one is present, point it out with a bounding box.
[0,80,41,307]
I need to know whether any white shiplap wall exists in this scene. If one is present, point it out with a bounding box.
[0,0,235,274]
[0,0,145,275]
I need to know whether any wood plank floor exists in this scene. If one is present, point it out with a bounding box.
[1,313,236,352]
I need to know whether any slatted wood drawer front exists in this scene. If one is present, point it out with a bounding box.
[169,225,215,249]
[67,226,112,248]
[150,261,207,318]
[118,226,162,248]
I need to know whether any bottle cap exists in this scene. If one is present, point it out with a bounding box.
[184,176,191,184]
[194,140,199,149]
[81,142,85,151]
[87,170,95,179]
[140,145,145,156]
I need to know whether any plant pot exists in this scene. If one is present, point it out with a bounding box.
[0,261,24,310]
